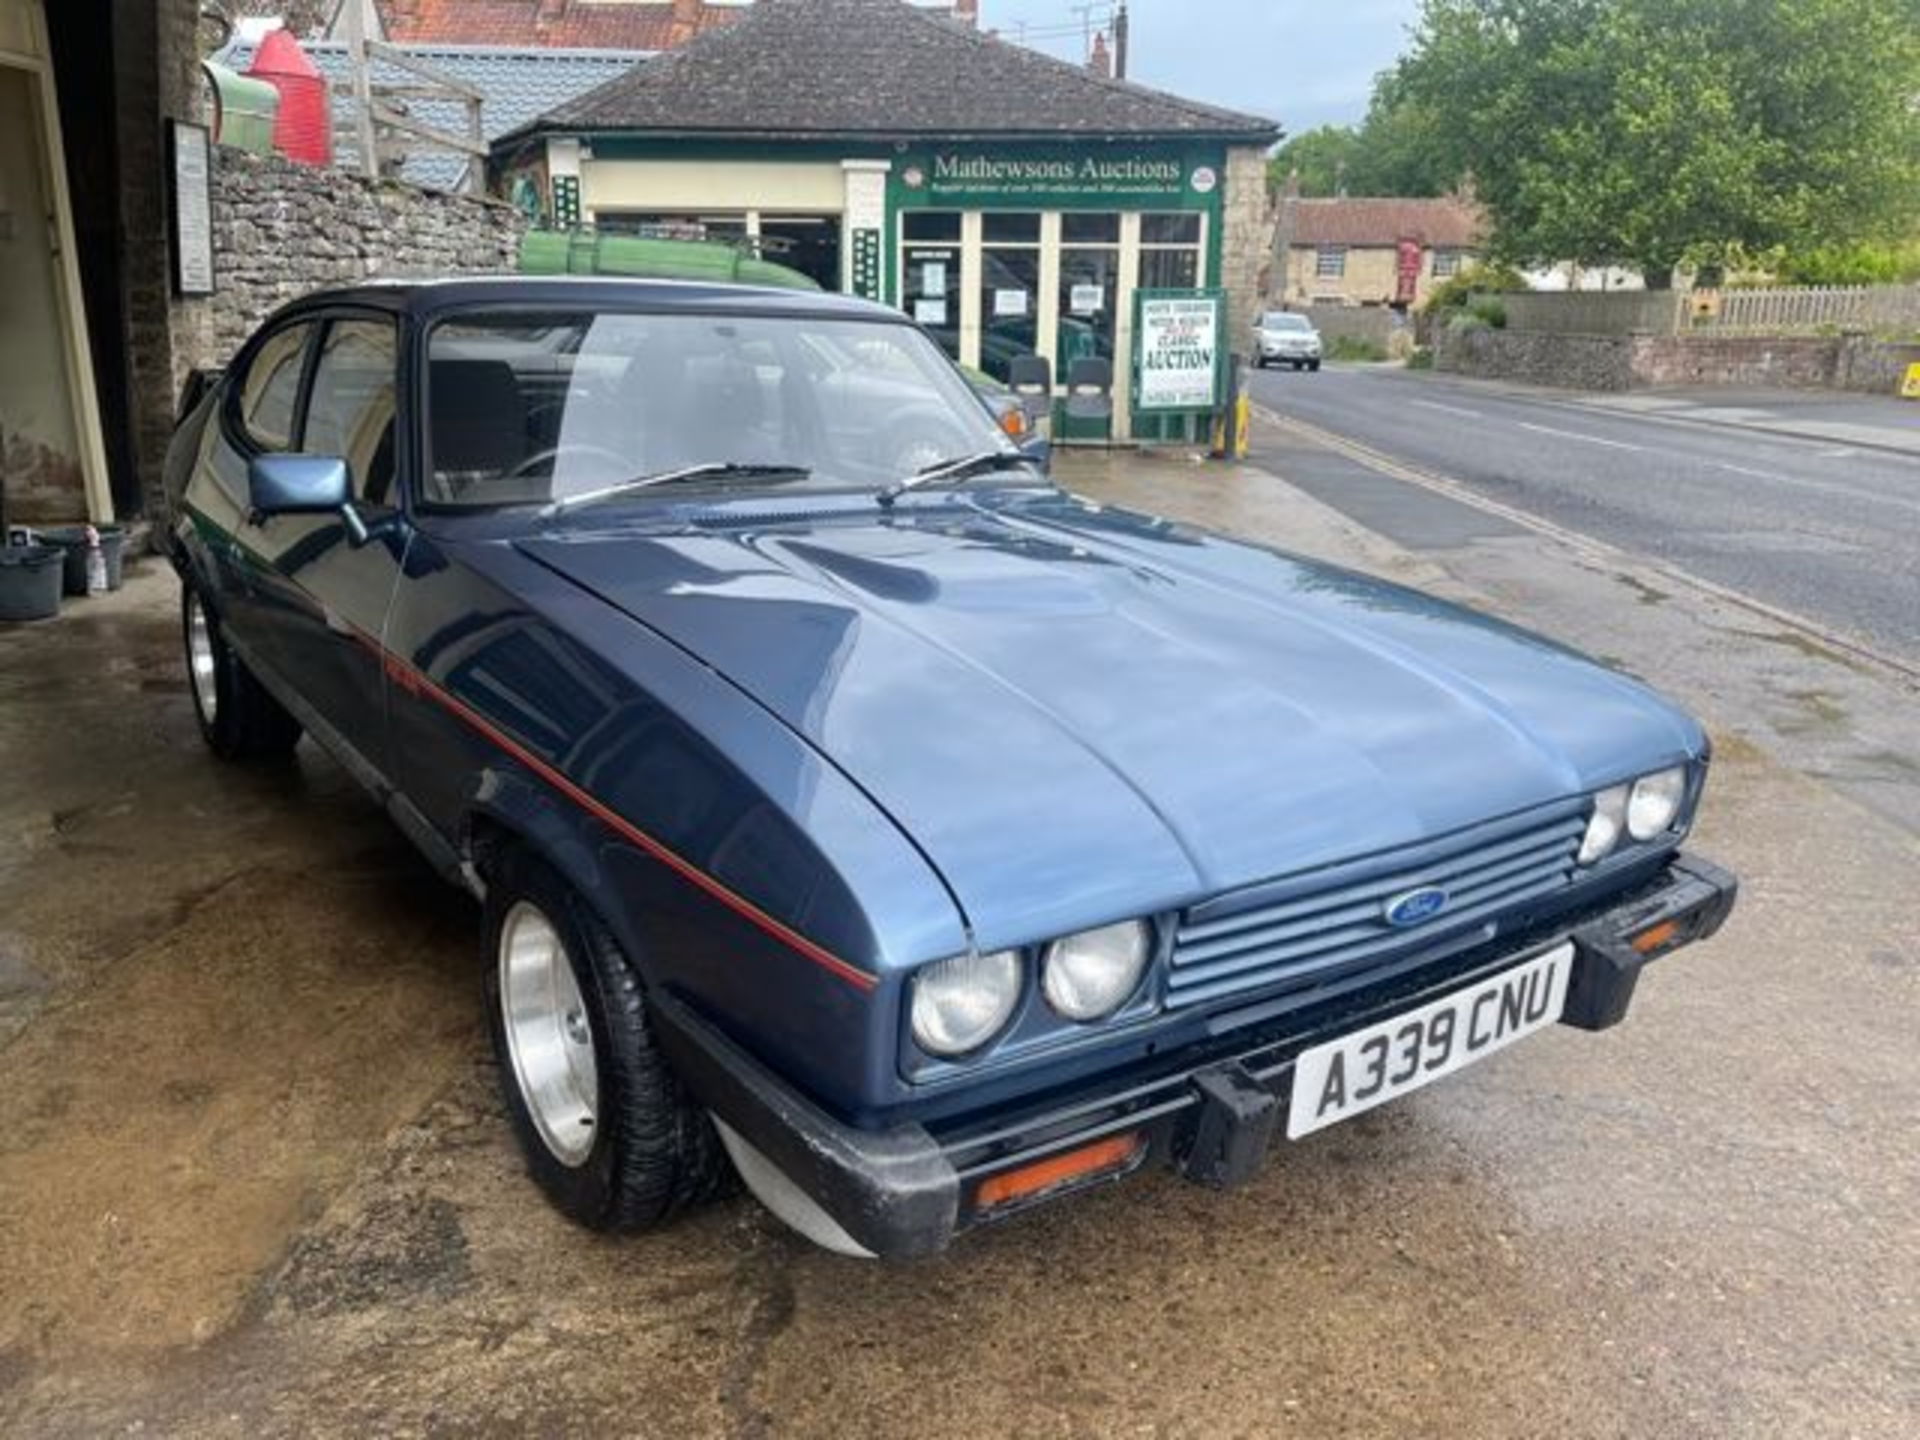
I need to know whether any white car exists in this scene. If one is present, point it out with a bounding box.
[1254,311,1323,371]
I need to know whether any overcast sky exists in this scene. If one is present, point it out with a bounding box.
[990,0,1423,136]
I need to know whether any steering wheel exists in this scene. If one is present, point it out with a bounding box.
[506,444,633,482]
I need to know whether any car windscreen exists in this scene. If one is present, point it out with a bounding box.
[423,310,1013,507]
[1263,314,1313,332]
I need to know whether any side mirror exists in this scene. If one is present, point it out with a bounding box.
[248,454,380,547]
[250,454,350,515]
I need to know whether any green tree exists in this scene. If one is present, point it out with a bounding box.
[1385,0,1920,286]
[1267,102,1463,198]
[1268,126,1366,197]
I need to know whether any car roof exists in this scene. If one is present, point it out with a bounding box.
[276,275,898,323]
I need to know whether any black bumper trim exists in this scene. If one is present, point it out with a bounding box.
[648,994,959,1259]
[658,851,1736,1259]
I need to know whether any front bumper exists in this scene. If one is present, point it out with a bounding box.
[653,853,1736,1259]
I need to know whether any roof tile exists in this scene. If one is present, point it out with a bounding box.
[525,0,1280,140]
[1288,198,1485,249]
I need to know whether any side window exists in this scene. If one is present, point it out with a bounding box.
[304,319,400,502]
[238,323,314,450]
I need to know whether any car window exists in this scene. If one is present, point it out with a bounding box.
[425,311,1012,507]
[238,323,314,450]
[304,319,399,503]
[1264,314,1312,332]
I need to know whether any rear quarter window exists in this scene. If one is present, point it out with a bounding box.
[237,323,315,450]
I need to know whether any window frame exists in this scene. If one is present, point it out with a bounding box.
[1315,245,1348,280]
[226,318,321,456]
[302,314,403,506]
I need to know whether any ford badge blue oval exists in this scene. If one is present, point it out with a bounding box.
[1383,885,1450,928]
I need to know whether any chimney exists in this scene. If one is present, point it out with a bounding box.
[954,0,979,28]
[1089,30,1112,78]
[669,0,705,44]
[535,0,570,26]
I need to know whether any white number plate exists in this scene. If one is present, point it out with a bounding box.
[1286,943,1575,1140]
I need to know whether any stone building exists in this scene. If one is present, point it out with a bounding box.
[1275,195,1485,310]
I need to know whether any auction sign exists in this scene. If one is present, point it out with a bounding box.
[1134,290,1226,413]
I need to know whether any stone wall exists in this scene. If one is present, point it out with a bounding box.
[1630,335,1841,390]
[1435,325,1636,391]
[1436,325,1920,396]
[1218,146,1272,351]
[1835,337,1920,396]
[174,150,528,376]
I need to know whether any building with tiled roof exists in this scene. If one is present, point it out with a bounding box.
[492,0,1279,444]
[1276,194,1487,308]
[364,0,980,50]
[372,0,740,50]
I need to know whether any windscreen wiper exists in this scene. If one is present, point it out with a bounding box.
[544,462,812,516]
[877,450,1040,509]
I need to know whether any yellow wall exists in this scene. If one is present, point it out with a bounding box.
[1284,244,1477,308]
[581,159,846,216]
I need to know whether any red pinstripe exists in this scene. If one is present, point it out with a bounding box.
[359,632,878,993]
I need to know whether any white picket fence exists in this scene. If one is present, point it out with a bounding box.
[1701,284,1920,336]
[1497,283,1920,338]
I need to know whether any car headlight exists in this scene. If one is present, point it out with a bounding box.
[1578,784,1630,865]
[1042,921,1151,1022]
[1627,766,1687,841]
[910,950,1022,1057]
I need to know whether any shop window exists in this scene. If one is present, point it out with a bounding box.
[903,211,962,242]
[303,319,398,503]
[1059,212,1121,373]
[1139,212,1203,293]
[1140,213,1202,245]
[903,239,961,360]
[1061,212,1120,244]
[980,211,1044,382]
[1316,245,1348,279]
[1138,249,1199,291]
[238,323,314,451]
[982,212,1041,244]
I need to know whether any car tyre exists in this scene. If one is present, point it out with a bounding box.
[483,848,733,1232]
[1309,360,1322,373]
[182,580,303,761]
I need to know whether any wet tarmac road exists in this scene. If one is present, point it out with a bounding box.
[1254,365,1920,667]
[0,456,1914,1437]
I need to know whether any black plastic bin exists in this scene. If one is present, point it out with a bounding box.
[0,544,64,622]
[39,525,127,596]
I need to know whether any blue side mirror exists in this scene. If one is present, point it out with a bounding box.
[250,454,350,515]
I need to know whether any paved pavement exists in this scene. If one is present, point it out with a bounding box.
[1251,365,1920,667]
[1,458,1915,1438]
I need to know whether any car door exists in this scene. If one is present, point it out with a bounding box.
[234,310,409,782]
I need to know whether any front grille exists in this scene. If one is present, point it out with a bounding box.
[1167,807,1586,1012]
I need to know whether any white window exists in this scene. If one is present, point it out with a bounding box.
[1315,245,1347,279]
[1433,248,1462,278]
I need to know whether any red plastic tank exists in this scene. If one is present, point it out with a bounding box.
[247,28,333,166]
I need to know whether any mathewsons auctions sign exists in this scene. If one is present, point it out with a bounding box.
[898,147,1219,205]
[1135,292,1224,412]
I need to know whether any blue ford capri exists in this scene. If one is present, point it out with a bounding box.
[164,278,1736,1257]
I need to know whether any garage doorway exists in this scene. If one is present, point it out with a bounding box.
[0,55,109,522]
[758,215,841,292]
